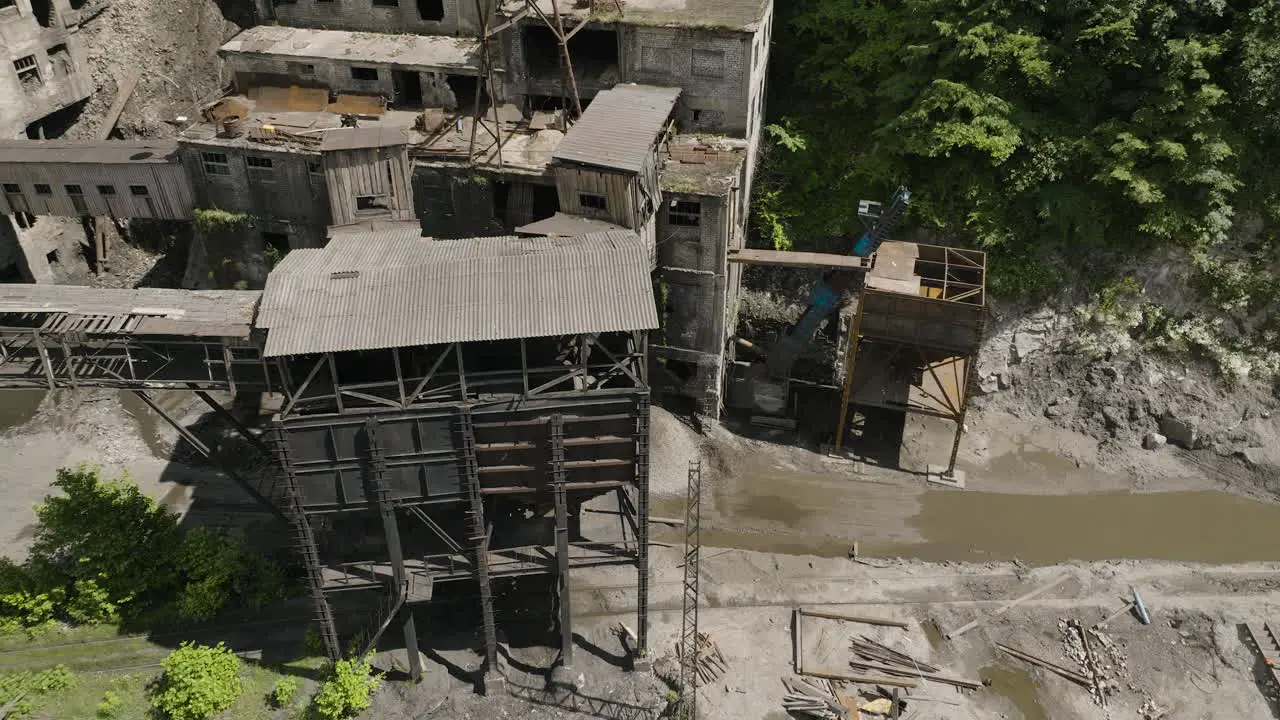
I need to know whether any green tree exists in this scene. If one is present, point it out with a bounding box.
[759,0,1280,297]
[150,642,242,720]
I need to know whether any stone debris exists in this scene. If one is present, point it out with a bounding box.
[1058,619,1130,706]
[1143,432,1167,450]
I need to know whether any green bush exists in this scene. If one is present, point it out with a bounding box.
[268,676,300,709]
[0,665,75,717]
[310,656,381,720]
[175,528,296,621]
[150,642,242,720]
[95,690,124,718]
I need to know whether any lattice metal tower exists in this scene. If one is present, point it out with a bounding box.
[678,458,703,718]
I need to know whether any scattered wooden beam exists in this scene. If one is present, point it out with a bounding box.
[728,248,873,271]
[97,69,141,141]
[800,608,909,629]
[584,508,684,525]
[846,659,983,690]
[800,668,917,689]
[1095,601,1135,629]
[1073,619,1107,708]
[794,608,803,675]
[995,643,1091,687]
[944,575,1072,639]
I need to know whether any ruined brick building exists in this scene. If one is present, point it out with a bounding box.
[0,0,92,139]
[0,0,775,414]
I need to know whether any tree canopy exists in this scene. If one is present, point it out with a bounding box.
[759,0,1280,296]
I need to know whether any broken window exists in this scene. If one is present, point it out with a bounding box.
[351,66,379,81]
[129,185,149,196]
[66,185,87,214]
[286,61,316,76]
[640,46,671,72]
[668,199,701,227]
[30,0,51,27]
[97,184,116,195]
[523,26,618,79]
[372,0,397,6]
[308,160,324,196]
[691,48,726,79]
[246,156,275,183]
[355,195,391,214]
[2,184,20,194]
[13,56,40,91]
[0,0,16,12]
[417,0,443,20]
[65,184,82,195]
[579,192,608,212]
[33,184,51,195]
[201,151,230,177]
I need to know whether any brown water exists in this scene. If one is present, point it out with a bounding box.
[0,390,46,432]
[892,489,1280,565]
[981,664,1048,720]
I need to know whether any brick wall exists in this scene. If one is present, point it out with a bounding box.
[259,0,481,36]
[0,0,92,137]
[623,26,751,135]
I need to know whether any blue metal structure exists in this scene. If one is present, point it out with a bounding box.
[764,187,912,377]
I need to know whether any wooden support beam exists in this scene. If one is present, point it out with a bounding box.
[799,608,909,629]
[728,248,873,271]
[97,70,141,141]
[995,643,1091,687]
[945,575,1071,639]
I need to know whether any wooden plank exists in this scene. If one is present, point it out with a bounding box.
[846,659,983,690]
[945,575,1071,639]
[995,643,1091,687]
[799,607,909,629]
[728,248,873,271]
[96,69,142,141]
[800,668,917,689]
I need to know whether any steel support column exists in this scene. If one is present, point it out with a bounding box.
[273,424,340,661]
[834,294,866,454]
[634,394,651,664]
[363,418,422,681]
[945,352,979,475]
[458,408,501,691]
[550,413,574,666]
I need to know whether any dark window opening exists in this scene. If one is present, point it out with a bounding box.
[532,183,559,219]
[356,195,391,214]
[307,161,322,175]
[668,199,701,227]
[67,185,87,213]
[45,250,58,265]
[46,44,69,76]
[446,74,483,111]
[97,185,116,196]
[2,184,20,194]
[14,56,40,90]
[64,184,82,195]
[286,61,315,76]
[0,263,22,283]
[417,0,443,21]
[523,26,618,80]
[33,184,51,196]
[246,156,275,183]
[579,192,607,211]
[372,0,397,6]
[201,152,230,177]
[129,185,149,196]
[392,70,423,107]
[351,66,379,82]
[665,358,697,384]
[30,0,51,27]
[262,231,289,268]
[0,0,16,11]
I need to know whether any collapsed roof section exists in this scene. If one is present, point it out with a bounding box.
[504,0,772,31]
[220,26,483,73]
[257,229,659,357]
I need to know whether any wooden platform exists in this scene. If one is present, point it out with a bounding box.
[727,248,872,270]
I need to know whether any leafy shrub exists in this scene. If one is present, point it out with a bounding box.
[268,676,300,709]
[96,690,124,718]
[30,465,181,616]
[303,627,324,656]
[175,529,296,621]
[150,642,242,720]
[310,656,381,720]
[0,665,74,717]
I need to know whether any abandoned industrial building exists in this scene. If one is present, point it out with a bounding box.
[0,0,93,140]
[0,0,992,698]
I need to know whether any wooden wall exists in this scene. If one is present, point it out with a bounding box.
[0,161,193,219]
[553,164,636,229]
[324,146,415,227]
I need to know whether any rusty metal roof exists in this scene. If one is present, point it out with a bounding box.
[257,230,658,357]
[552,85,681,173]
[0,140,181,165]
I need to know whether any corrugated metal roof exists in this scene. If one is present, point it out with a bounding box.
[552,85,681,173]
[0,286,260,337]
[0,140,181,165]
[320,127,410,152]
[257,231,658,357]
[515,212,627,237]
